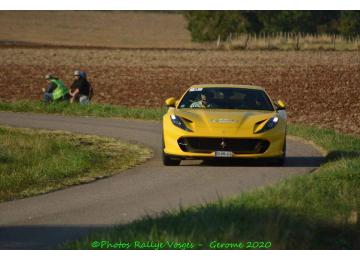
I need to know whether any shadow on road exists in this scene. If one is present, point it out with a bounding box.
[181,149,360,167]
[179,156,325,167]
[326,150,360,161]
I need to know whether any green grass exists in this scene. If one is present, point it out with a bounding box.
[0,127,152,202]
[0,100,166,121]
[65,124,360,249]
[1,100,359,249]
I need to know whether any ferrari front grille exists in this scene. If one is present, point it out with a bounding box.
[177,137,269,154]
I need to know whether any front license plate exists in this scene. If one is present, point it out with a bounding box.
[214,151,233,157]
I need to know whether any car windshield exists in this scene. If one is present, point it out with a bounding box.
[178,87,274,111]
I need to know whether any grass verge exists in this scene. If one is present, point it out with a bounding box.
[1,101,359,249]
[0,101,166,121]
[0,126,152,202]
[65,124,360,249]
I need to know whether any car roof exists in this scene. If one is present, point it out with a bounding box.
[189,84,265,90]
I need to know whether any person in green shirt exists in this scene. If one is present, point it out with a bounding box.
[42,74,70,103]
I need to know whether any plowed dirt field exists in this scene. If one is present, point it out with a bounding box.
[0,48,359,134]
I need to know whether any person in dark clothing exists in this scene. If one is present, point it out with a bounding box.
[42,74,70,103]
[69,70,92,104]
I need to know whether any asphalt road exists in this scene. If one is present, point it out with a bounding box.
[0,112,324,249]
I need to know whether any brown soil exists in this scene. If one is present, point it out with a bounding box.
[0,11,203,49]
[0,48,359,135]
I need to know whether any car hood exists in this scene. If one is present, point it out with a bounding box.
[175,108,277,135]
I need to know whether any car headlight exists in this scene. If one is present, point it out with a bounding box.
[170,114,192,132]
[255,117,279,133]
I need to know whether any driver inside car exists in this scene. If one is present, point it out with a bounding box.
[190,93,215,108]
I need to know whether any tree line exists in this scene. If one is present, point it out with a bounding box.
[183,11,360,42]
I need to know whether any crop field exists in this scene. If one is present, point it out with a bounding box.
[1,11,359,51]
[0,11,202,49]
[0,48,359,135]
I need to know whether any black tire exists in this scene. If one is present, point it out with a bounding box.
[272,156,285,166]
[271,138,286,166]
[161,132,181,166]
[162,152,181,166]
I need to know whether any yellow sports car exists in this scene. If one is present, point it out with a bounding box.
[162,84,287,166]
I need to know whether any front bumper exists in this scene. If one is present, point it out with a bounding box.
[163,125,285,159]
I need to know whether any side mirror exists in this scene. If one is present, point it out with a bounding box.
[165,97,176,107]
[275,100,286,110]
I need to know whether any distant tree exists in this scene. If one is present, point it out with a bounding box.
[184,11,261,42]
[184,11,237,42]
[238,11,263,33]
[339,11,360,36]
[315,11,341,34]
[183,11,359,42]
[257,11,320,33]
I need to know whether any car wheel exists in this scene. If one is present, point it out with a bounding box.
[162,132,181,166]
[162,152,181,166]
[272,139,286,166]
[272,156,285,166]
